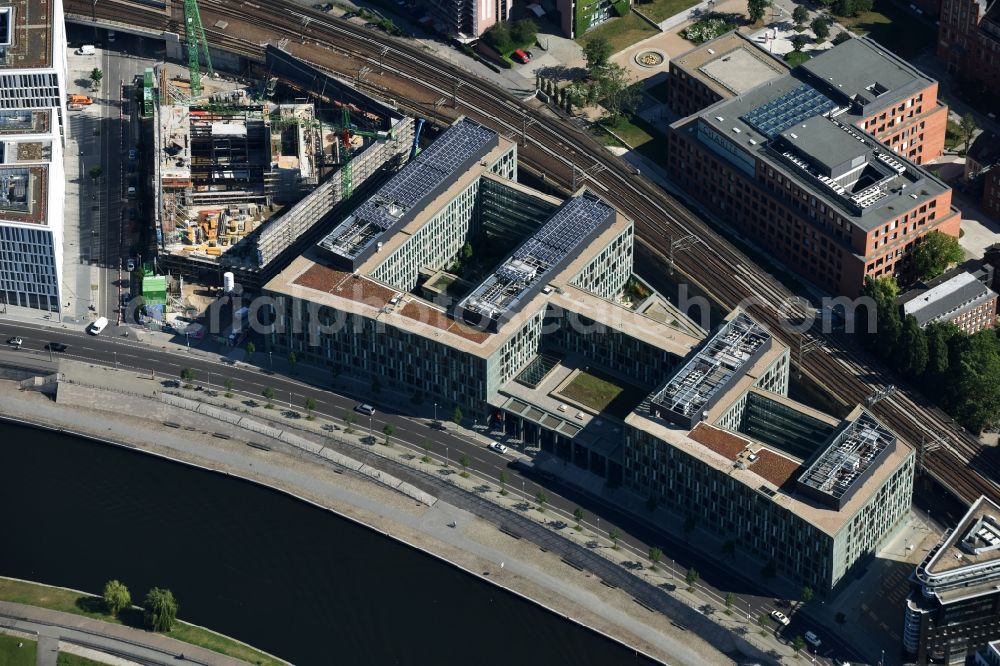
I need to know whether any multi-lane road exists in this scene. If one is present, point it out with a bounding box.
[0,318,856,664]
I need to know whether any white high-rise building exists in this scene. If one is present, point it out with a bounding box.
[0,0,67,313]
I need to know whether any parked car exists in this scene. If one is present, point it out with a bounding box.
[107,30,116,42]
[342,11,358,18]
[312,2,333,8]
[804,631,822,649]
[6,336,22,347]
[355,403,376,415]
[128,148,138,161]
[512,49,530,64]
[364,21,379,29]
[770,610,790,626]
[89,317,109,335]
[487,441,508,454]
[46,342,68,352]
[126,257,135,271]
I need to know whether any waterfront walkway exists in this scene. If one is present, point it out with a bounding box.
[0,601,250,665]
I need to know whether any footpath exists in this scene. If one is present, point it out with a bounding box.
[0,600,246,666]
[0,358,807,666]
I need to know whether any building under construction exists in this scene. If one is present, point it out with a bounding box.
[151,50,415,291]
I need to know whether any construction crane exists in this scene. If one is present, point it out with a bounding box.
[183,0,214,97]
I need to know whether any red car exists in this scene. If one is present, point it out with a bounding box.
[513,49,530,64]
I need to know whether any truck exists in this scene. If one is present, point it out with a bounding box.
[68,94,93,105]
[76,44,96,55]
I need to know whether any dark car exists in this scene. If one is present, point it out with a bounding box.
[46,342,68,352]
[364,21,379,29]
[342,11,358,18]
[312,3,333,8]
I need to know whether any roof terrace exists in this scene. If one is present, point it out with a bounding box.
[649,312,771,428]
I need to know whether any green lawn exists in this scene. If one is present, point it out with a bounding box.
[560,371,625,412]
[646,80,670,104]
[945,119,962,150]
[0,579,283,666]
[836,0,936,58]
[784,50,812,67]
[634,0,699,23]
[577,13,658,54]
[0,634,37,666]
[57,654,107,666]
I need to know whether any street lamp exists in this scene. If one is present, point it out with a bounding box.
[113,351,117,367]
[434,402,438,424]
[269,351,273,369]
[746,600,751,620]
[445,446,449,466]
[369,414,373,442]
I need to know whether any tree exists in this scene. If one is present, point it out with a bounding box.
[461,241,473,261]
[382,423,395,445]
[304,397,317,420]
[344,412,355,433]
[598,63,642,123]
[725,591,736,612]
[224,378,234,398]
[832,0,872,16]
[459,455,470,476]
[648,546,662,570]
[510,18,537,45]
[801,585,814,606]
[925,322,957,386]
[955,330,1000,433]
[102,580,131,617]
[685,567,699,589]
[573,507,585,527]
[287,351,297,373]
[901,315,929,379]
[792,635,806,652]
[262,386,275,408]
[811,16,830,40]
[88,166,103,181]
[608,527,621,549]
[914,230,964,280]
[790,33,809,51]
[143,588,177,632]
[583,36,613,73]
[499,470,508,495]
[835,611,847,631]
[535,490,548,511]
[960,113,978,153]
[180,367,195,388]
[832,30,852,44]
[482,22,512,52]
[90,67,103,89]
[747,0,770,23]
[451,405,463,426]
[792,5,809,25]
[245,341,255,363]
[758,613,774,629]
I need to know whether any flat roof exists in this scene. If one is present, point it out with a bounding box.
[316,119,498,269]
[685,43,950,232]
[672,31,787,99]
[916,496,1000,603]
[0,110,50,136]
[0,165,46,224]
[0,0,54,69]
[457,193,617,332]
[779,117,870,175]
[900,270,997,326]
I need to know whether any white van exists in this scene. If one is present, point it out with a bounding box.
[89,316,109,335]
[77,45,96,55]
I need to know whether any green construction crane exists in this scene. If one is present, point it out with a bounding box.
[335,108,395,201]
[183,0,214,97]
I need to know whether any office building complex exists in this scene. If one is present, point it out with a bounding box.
[625,312,914,592]
[937,0,1000,100]
[898,264,998,333]
[668,38,959,296]
[905,496,1000,664]
[265,119,912,588]
[967,132,1000,222]
[0,0,67,313]
[666,31,788,119]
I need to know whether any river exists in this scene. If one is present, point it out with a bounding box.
[0,421,659,665]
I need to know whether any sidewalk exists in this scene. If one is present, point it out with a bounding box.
[0,600,248,666]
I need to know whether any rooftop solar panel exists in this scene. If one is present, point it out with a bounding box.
[741,84,838,138]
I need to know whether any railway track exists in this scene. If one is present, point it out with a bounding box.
[67,0,1000,505]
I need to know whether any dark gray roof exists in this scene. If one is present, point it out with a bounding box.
[779,117,869,175]
[968,132,1000,167]
[799,38,931,112]
[899,270,998,326]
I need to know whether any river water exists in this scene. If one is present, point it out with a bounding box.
[0,421,659,665]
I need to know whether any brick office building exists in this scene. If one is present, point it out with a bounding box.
[667,38,959,295]
[937,0,1000,100]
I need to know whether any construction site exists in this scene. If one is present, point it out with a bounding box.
[149,1,416,291]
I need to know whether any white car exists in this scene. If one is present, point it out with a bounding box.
[6,336,22,347]
[354,403,375,416]
[487,441,508,455]
[770,610,790,626]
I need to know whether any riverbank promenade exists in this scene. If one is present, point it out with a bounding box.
[0,600,250,665]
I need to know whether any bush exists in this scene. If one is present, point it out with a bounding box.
[811,16,830,40]
[613,0,629,15]
[832,31,852,44]
[681,15,739,44]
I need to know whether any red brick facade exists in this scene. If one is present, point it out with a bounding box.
[952,294,998,333]
[857,83,948,164]
[668,127,961,296]
[937,0,1000,99]
[984,168,1000,221]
